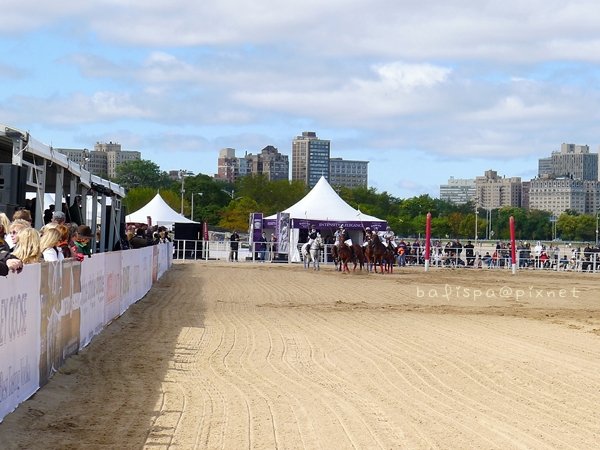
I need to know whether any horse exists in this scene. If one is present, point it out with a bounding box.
[368,234,395,274]
[302,236,324,270]
[351,243,366,271]
[335,234,354,273]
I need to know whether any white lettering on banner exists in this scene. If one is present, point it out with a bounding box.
[0,357,31,405]
[0,293,28,347]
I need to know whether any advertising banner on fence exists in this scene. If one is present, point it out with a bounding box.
[104,252,122,325]
[157,242,172,279]
[121,248,142,314]
[39,260,81,387]
[276,212,290,255]
[0,265,41,422]
[79,254,106,349]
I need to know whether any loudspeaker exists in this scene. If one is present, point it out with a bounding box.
[174,223,202,240]
[0,164,26,207]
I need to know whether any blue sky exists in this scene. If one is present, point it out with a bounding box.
[2,1,600,198]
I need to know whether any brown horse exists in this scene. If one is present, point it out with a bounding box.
[335,235,354,273]
[351,243,366,271]
[368,234,394,273]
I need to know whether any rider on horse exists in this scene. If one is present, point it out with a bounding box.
[383,226,396,249]
[308,226,318,241]
[363,227,373,248]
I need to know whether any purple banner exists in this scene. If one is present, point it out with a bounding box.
[251,213,263,243]
[265,218,386,231]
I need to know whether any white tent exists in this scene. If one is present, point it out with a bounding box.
[263,176,387,261]
[265,176,384,225]
[126,193,198,226]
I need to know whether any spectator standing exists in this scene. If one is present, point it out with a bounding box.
[229,230,240,262]
[12,227,41,264]
[130,228,149,249]
[71,225,93,260]
[8,219,32,250]
[464,240,475,266]
[51,211,66,225]
[44,204,55,225]
[68,195,84,225]
[40,227,65,262]
[256,231,267,261]
[55,224,72,258]
[0,212,11,251]
[12,208,33,224]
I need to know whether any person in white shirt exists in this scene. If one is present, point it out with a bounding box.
[40,227,65,262]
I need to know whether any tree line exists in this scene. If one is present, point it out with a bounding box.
[114,160,599,242]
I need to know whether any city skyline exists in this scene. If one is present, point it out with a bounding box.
[3,2,600,198]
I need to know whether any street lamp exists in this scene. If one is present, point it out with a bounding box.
[221,188,234,199]
[179,169,187,214]
[596,211,600,247]
[474,203,479,243]
[191,192,203,221]
[82,148,90,170]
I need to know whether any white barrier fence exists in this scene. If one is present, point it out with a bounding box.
[0,242,173,422]
[173,239,600,273]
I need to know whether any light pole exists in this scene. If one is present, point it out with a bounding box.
[474,203,479,244]
[82,148,90,170]
[178,170,196,214]
[221,188,234,199]
[596,211,600,247]
[191,192,203,221]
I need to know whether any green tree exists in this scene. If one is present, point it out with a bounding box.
[114,160,172,190]
[219,197,260,231]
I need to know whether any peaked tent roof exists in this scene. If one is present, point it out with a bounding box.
[266,176,385,223]
[126,193,198,225]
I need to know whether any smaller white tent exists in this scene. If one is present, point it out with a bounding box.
[126,193,198,226]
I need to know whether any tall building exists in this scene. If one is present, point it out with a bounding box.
[246,146,289,181]
[291,131,330,188]
[538,143,598,181]
[439,177,476,205]
[475,170,522,209]
[215,146,289,182]
[329,158,368,189]
[216,148,238,183]
[57,142,140,178]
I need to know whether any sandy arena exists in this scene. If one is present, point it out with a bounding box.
[1,262,599,449]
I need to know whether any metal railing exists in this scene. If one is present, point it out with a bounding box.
[173,239,600,273]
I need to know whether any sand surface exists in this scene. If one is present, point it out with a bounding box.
[1,262,599,449]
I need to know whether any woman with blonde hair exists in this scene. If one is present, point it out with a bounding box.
[8,218,31,249]
[0,212,11,251]
[40,227,64,262]
[12,227,41,264]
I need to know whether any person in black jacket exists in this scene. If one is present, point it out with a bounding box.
[229,230,240,262]
[0,250,23,276]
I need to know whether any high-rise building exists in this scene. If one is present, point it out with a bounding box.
[475,170,522,209]
[439,177,476,204]
[216,148,238,183]
[215,146,289,182]
[538,143,598,181]
[329,158,368,189]
[246,146,289,181]
[291,131,330,188]
[528,177,599,216]
[530,143,600,215]
[57,142,141,178]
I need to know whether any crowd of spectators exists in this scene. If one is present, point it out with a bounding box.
[0,205,173,278]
